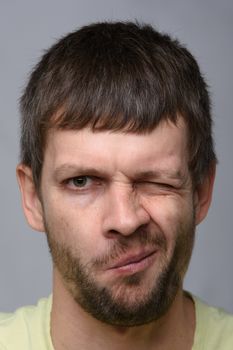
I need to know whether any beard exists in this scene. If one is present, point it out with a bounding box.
[45,213,195,327]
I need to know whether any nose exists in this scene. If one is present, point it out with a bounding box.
[102,184,150,237]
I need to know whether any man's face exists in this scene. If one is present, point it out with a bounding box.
[39,118,197,326]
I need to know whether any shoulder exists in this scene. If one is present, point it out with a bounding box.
[192,294,233,349]
[0,296,53,350]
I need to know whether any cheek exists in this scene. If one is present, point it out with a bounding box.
[43,194,105,257]
[144,195,194,238]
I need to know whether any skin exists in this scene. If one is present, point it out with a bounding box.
[17,117,215,350]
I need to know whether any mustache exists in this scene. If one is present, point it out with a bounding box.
[91,226,167,269]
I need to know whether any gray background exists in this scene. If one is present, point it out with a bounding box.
[0,0,232,313]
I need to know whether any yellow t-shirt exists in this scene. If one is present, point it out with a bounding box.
[0,296,53,350]
[0,294,232,349]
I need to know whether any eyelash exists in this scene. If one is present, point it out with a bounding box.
[152,182,175,189]
[138,181,176,190]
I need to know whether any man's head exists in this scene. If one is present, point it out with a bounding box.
[19,21,216,190]
[17,21,216,327]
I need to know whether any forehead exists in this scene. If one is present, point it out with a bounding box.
[43,117,189,177]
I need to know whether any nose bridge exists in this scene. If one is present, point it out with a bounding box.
[103,182,150,236]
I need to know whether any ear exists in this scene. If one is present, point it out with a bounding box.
[16,164,45,232]
[194,163,216,225]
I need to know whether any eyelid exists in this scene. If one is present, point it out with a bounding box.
[136,180,182,192]
[66,175,91,182]
[137,179,175,186]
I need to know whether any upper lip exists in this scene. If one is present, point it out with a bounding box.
[108,249,157,269]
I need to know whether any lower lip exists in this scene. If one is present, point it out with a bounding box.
[108,251,158,275]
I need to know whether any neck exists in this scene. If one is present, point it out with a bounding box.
[50,270,195,350]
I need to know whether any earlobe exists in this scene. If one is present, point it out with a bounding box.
[16,164,45,232]
[194,163,216,225]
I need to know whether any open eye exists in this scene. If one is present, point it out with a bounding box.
[65,176,93,190]
[71,176,90,187]
[63,175,104,193]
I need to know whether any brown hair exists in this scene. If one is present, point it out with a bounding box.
[20,21,216,189]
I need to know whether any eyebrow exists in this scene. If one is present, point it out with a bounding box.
[53,164,109,180]
[133,170,185,181]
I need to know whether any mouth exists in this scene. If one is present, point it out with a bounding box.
[107,249,158,275]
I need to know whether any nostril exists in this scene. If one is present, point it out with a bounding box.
[107,223,150,240]
[108,229,121,238]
